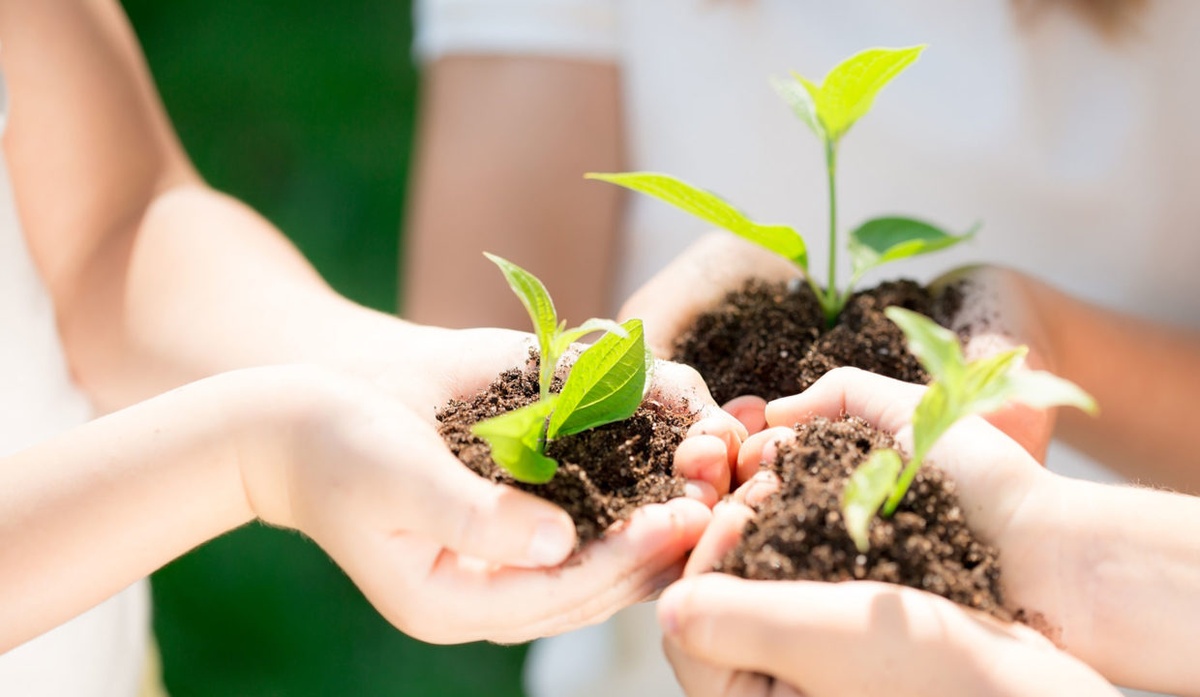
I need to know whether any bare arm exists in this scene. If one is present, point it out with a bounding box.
[1022,274,1200,493]
[0,0,387,411]
[403,55,624,329]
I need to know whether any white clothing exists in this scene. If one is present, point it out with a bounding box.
[0,65,149,696]
[418,3,1192,696]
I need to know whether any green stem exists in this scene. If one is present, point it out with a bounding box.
[539,345,555,401]
[824,138,840,321]
[882,446,928,516]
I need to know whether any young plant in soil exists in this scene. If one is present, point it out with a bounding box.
[717,309,1096,620]
[589,46,978,403]
[437,254,692,545]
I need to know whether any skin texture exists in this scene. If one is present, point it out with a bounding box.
[0,0,745,651]
[403,55,624,329]
[661,368,1200,697]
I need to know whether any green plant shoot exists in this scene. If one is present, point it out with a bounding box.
[472,254,651,483]
[484,252,626,400]
[840,307,1098,551]
[588,45,975,325]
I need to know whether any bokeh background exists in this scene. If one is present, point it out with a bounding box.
[120,1,529,694]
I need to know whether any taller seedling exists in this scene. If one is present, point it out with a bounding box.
[589,46,974,326]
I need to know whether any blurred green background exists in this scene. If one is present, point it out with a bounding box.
[120,1,530,694]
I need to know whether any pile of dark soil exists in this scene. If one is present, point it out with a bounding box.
[672,279,962,403]
[715,416,1012,619]
[437,364,691,546]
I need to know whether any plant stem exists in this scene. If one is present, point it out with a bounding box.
[882,445,927,516]
[824,137,840,324]
[539,345,554,402]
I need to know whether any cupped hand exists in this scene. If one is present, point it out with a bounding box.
[247,320,743,644]
[656,367,1116,696]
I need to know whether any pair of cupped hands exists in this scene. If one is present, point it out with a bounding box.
[236,235,1113,696]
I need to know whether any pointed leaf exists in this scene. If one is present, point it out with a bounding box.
[998,370,1099,415]
[771,74,823,139]
[812,45,926,141]
[842,449,903,553]
[483,252,558,362]
[586,172,808,270]
[884,307,964,383]
[552,317,628,358]
[548,319,647,438]
[958,347,1028,414]
[471,398,559,484]
[849,217,976,278]
[910,381,957,465]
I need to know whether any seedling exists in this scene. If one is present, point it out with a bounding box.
[841,308,1098,552]
[471,254,652,484]
[588,46,975,326]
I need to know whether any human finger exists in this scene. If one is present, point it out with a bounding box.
[735,426,794,485]
[682,501,756,576]
[290,391,577,570]
[723,395,768,436]
[348,497,712,644]
[658,575,1117,697]
[763,367,925,434]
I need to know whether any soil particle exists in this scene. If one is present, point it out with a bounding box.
[437,364,690,547]
[716,416,1012,620]
[672,279,963,403]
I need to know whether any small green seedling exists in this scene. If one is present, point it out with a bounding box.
[841,308,1098,552]
[588,46,975,326]
[471,254,652,484]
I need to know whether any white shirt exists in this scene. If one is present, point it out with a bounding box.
[0,65,149,697]
[418,3,1189,696]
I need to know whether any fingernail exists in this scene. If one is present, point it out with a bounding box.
[684,482,706,500]
[526,520,575,567]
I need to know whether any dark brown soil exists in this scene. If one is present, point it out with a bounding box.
[716,416,1013,620]
[672,279,962,403]
[437,364,691,547]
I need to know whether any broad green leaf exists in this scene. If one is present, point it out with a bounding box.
[586,172,809,270]
[484,252,558,363]
[552,317,628,358]
[958,347,1028,414]
[547,319,647,438]
[997,370,1099,415]
[910,380,957,466]
[810,45,926,142]
[884,307,964,383]
[771,73,823,138]
[842,448,903,553]
[849,217,976,278]
[471,398,559,484]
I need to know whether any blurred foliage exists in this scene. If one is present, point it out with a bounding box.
[121,1,529,694]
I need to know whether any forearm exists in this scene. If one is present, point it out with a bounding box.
[1056,478,1200,695]
[403,56,623,329]
[60,183,417,411]
[1025,274,1200,492]
[0,371,273,651]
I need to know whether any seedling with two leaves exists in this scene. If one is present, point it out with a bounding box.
[840,308,1099,552]
[589,45,975,326]
[470,254,652,484]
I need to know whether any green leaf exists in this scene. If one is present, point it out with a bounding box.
[996,370,1099,415]
[483,253,559,372]
[471,398,559,484]
[547,319,647,438]
[771,73,823,139]
[552,317,628,359]
[958,347,1028,414]
[586,172,809,270]
[849,217,976,279]
[810,45,926,142]
[910,381,958,467]
[842,448,903,553]
[884,307,964,383]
